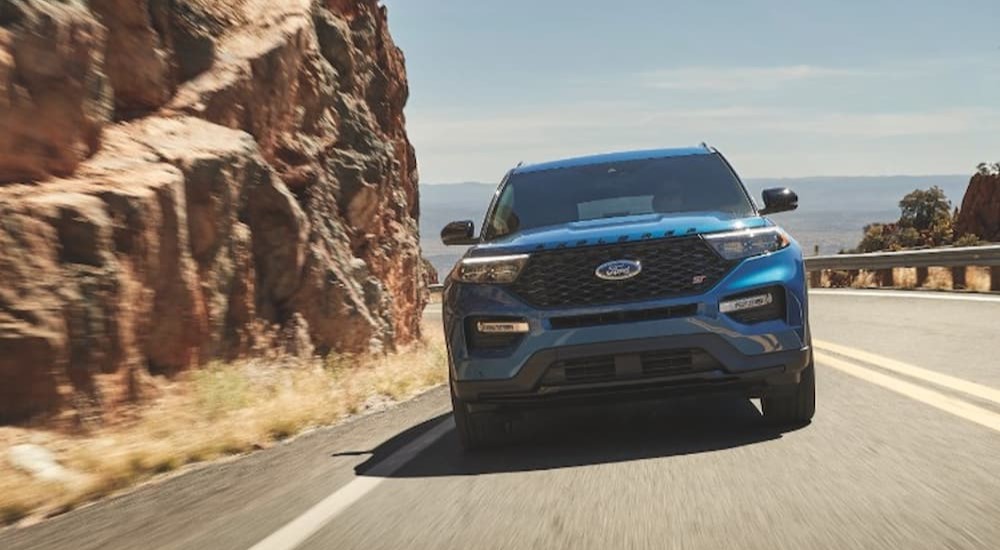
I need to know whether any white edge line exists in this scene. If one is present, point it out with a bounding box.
[809,289,1000,303]
[248,417,455,550]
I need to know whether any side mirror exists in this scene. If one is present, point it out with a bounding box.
[441,220,478,245]
[760,188,798,215]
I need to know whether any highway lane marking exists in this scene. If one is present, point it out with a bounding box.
[809,289,1000,303]
[248,417,455,550]
[815,351,1000,433]
[815,340,1000,406]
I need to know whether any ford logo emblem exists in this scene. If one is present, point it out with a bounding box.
[595,259,642,281]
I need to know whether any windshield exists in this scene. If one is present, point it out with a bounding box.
[485,153,754,239]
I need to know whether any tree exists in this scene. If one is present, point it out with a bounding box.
[976,162,1000,176]
[851,185,957,252]
[898,186,951,231]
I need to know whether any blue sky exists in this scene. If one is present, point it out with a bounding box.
[383,0,999,183]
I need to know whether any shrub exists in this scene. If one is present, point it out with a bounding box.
[953,233,984,247]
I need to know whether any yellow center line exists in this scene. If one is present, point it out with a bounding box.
[815,351,1000,433]
[814,339,1000,406]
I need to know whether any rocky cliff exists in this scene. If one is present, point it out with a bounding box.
[955,172,1000,242]
[0,0,426,422]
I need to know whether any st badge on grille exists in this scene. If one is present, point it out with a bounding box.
[595,259,642,281]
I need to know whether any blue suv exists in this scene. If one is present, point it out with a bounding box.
[440,145,814,449]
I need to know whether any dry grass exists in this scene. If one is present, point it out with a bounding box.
[0,326,446,525]
[966,267,992,292]
[892,268,917,289]
[821,266,996,292]
[849,270,878,289]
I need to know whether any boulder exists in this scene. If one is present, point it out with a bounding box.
[0,0,112,182]
[88,0,174,117]
[7,444,77,483]
[955,173,1000,242]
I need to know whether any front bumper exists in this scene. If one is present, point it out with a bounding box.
[452,334,810,406]
[444,245,810,406]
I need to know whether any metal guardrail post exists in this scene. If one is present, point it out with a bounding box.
[876,268,894,287]
[952,267,966,290]
[809,270,822,288]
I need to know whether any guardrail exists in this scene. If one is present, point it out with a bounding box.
[427,245,1000,294]
[805,245,1000,291]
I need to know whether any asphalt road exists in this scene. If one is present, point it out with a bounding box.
[3,289,999,550]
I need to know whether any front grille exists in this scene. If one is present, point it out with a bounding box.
[641,349,701,377]
[542,348,720,386]
[549,303,697,330]
[511,237,735,308]
[561,356,617,383]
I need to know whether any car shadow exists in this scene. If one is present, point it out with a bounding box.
[342,396,800,478]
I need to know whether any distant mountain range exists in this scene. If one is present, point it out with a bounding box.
[420,175,972,276]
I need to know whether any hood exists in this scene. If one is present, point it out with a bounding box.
[469,212,770,256]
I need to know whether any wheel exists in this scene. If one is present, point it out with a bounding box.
[451,386,506,451]
[762,361,816,426]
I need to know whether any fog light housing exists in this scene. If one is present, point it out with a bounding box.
[720,293,773,313]
[720,286,786,324]
[466,317,529,350]
[476,320,530,334]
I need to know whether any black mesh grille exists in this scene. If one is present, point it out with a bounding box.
[641,349,704,377]
[540,348,721,386]
[561,356,617,383]
[511,237,735,308]
[549,304,697,330]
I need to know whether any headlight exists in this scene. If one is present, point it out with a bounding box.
[451,254,529,284]
[703,227,790,260]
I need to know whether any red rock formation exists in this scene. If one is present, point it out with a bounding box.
[88,0,174,116]
[0,0,426,422]
[422,258,440,286]
[955,172,1000,242]
[0,0,112,181]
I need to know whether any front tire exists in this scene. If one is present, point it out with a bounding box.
[762,361,816,426]
[451,388,505,451]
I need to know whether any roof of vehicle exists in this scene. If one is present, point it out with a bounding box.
[511,145,714,175]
